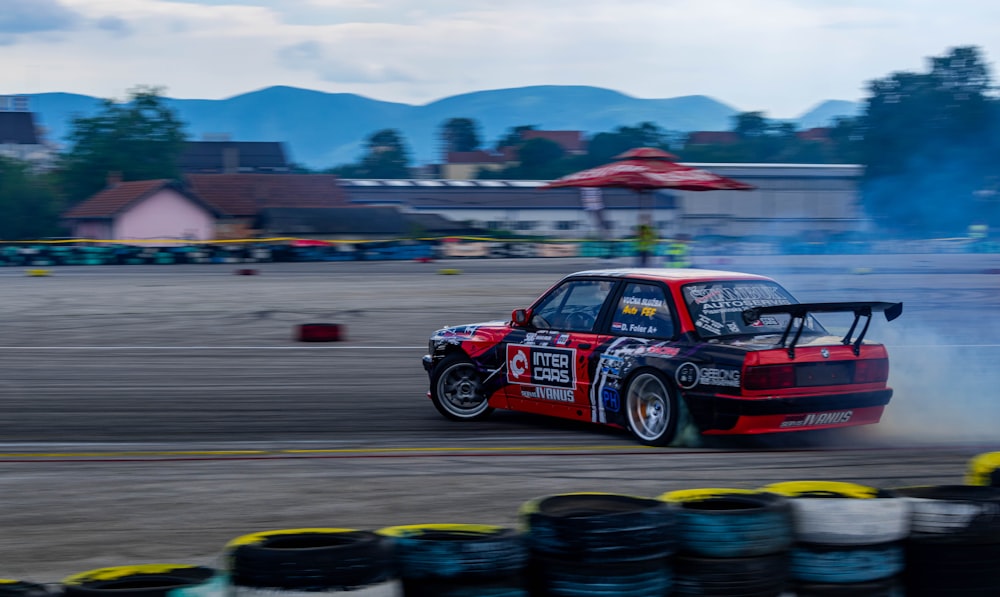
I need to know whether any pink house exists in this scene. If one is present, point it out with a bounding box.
[62,179,219,241]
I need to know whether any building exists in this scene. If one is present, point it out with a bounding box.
[439,130,586,180]
[179,141,290,173]
[340,163,866,241]
[0,95,55,169]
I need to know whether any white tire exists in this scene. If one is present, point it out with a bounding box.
[785,497,911,545]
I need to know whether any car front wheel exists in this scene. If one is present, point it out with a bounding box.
[625,371,679,446]
[430,354,494,421]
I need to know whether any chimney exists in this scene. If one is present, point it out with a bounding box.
[107,171,122,186]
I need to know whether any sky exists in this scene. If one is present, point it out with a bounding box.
[1,0,998,119]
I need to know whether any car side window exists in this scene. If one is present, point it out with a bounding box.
[532,280,613,332]
[610,283,674,339]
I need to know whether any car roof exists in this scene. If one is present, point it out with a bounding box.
[566,268,777,284]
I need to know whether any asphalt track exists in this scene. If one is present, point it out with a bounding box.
[1,255,999,581]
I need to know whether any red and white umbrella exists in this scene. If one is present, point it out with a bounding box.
[541,147,755,192]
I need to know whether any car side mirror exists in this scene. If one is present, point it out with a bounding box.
[512,308,530,327]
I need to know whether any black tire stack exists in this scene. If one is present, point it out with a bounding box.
[224,528,399,596]
[519,492,676,596]
[762,481,910,597]
[660,488,793,597]
[892,484,1000,597]
[376,523,528,596]
[61,565,221,597]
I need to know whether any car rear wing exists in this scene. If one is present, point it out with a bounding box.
[741,301,903,359]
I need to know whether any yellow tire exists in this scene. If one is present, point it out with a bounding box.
[966,451,1000,486]
[761,480,883,499]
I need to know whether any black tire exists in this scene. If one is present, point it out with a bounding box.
[790,542,904,584]
[429,353,494,421]
[0,581,56,597]
[377,524,526,585]
[528,555,671,597]
[794,576,903,597]
[890,484,1000,542]
[520,492,677,563]
[225,528,394,590]
[904,540,1000,596]
[673,553,789,597]
[623,370,680,446]
[661,489,794,558]
[62,565,219,597]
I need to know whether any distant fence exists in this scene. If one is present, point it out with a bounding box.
[1,236,998,266]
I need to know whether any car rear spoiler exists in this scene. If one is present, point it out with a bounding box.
[741,302,903,359]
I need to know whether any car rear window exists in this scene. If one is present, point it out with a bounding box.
[682,280,824,338]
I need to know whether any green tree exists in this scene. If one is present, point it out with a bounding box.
[494,125,537,151]
[858,45,1000,235]
[360,129,412,178]
[57,86,188,205]
[0,157,65,240]
[440,118,482,153]
[585,122,672,166]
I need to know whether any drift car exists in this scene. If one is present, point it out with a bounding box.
[422,269,902,446]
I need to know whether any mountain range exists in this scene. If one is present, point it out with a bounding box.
[21,85,861,169]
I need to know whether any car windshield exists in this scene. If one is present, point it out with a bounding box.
[682,280,827,338]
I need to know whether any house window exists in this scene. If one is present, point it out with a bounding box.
[514,221,537,231]
[556,220,579,231]
[486,220,505,230]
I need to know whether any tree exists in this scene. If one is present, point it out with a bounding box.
[57,86,188,205]
[360,129,412,178]
[440,118,482,153]
[515,138,566,179]
[0,157,65,240]
[584,122,673,166]
[494,125,537,151]
[857,45,1000,235]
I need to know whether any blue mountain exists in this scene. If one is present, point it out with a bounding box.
[22,85,860,169]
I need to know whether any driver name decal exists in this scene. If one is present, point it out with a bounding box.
[507,344,576,389]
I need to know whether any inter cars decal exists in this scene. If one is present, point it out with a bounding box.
[506,344,576,388]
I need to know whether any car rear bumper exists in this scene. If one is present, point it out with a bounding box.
[684,389,892,434]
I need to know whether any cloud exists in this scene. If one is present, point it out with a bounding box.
[277,40,414,84]
[95,16,133,37]
[0,0,82,34]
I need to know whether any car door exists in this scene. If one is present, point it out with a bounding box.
[504,278,616,420]
[589,281,679,425]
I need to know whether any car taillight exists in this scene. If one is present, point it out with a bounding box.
[743,365,796,390]
[854,358,889,383]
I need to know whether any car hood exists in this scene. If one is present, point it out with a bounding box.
[430,320,510,344]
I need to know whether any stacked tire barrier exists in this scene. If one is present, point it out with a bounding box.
[17,451,1000,595]
[519,492,676,596]
[376,524,527,597]
[892,485,1000,597]
[762,481,909,597]
[660,489,793,597]
[224,528,399,596]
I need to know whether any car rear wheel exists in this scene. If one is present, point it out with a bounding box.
[430,354,494,421]
[625,371,679,446]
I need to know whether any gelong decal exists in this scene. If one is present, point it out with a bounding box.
[506,344,576,389]
[700,367,741,388]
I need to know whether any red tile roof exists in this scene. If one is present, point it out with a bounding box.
[63,180,176,219]
[184,174,349,216]
[521,130,586,152]
[686,131,740,145]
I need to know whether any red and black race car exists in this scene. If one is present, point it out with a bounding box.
[422,268,902,446]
